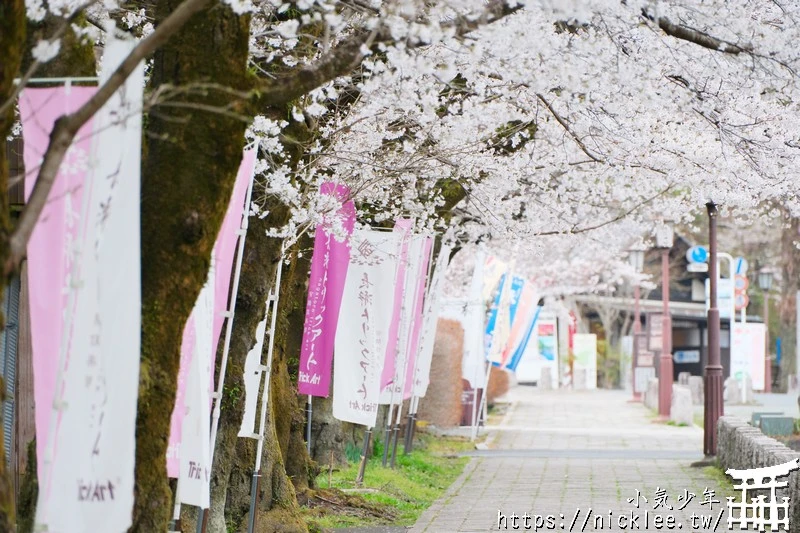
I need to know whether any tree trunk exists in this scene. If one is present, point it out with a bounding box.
[0,1,26,529]
[309,396,357,468]
[778,211,800,391]
[131,2,251,530]
[203,213,315,532]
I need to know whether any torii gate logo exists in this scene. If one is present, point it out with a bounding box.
[726,459,799,531]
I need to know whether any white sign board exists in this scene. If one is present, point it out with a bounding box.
[635,367,656,393]
[705,278,734,320]
[730,323,766,391]
[573,333,597,390]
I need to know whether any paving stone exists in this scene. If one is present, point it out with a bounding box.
[410,388,729,532]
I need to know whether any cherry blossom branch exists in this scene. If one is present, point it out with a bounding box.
[641,9,753,55]
[255,0,522,107]
[534,185,674,237]
[536,92,603,163]
[5,0,211,275]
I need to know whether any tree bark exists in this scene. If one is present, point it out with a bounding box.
[778,211,800,391]
[131,2,251,529]
[204,208,313,533]
[0,1,26,529]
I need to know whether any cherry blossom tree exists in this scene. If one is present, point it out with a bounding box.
[6,0,800,531]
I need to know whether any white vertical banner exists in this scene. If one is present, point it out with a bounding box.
[462,251,486,389]
[179,265,215,507]
[238,301,269,437]
[35,34,144,532]
[380,235,426,404]
[572,333,598,390]
[333,230,400,426]
[413,244,452,397]
[731,322,766,391]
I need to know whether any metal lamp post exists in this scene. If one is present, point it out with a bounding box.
[656,224,674,418]
[629,249,645,401]
[704,202,724,456]
[758,269,774,393]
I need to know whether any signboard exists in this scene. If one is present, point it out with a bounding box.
[647,313,664,353]
[572,333,597,390]
[673,350,700,364]
[633,333,655,392]
[734,274,749,311]
[686,245,709,264]
[635,367,656,393]
[705,278,734,320]
[734,256,749,275]
[638,355,655,367]
[537,320,558,362]
[730,322,766,391]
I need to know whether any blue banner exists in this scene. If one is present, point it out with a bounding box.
[508,276,525,328]
[505,306,542,372]
[484,274,506,359]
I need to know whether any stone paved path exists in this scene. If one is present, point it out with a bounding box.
[411,386,732,532]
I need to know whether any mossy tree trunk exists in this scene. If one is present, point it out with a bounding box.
[778,210,800,391]
[132,2,251,530]
[207,121,321,532]
[203,209,314,533]
[0,1,26,529]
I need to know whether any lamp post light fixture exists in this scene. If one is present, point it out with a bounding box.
[656,224,674,418]
[629,249,645,401]
[704,202,724,456]
[758,269,774,393]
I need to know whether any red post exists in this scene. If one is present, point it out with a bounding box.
[704,202,724,456]
[632,284,642,401]
[658,249,673,417]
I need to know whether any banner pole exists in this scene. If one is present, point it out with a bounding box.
[168,479,183,532]
[355,427,373,484]
[473,361,492,441]
[305,395,313,454]
[381,403,394,466]
[203,145,258,533]
[403,396,418,454]
[247,248,284,533]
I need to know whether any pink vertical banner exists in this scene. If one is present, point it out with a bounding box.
[166,316,195,477]
[380,219,413,389]
[19,87,97,470]
[167,148,257,478]
[211,147,258,356]
[297,183,356,397]
[403,237,432,400]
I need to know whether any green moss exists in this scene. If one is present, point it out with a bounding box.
[17,440,36,533]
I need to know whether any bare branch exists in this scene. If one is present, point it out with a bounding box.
[536,92,603,163]
[534,185,674,237]
[642,8,753,55]
[5,0,211,275]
